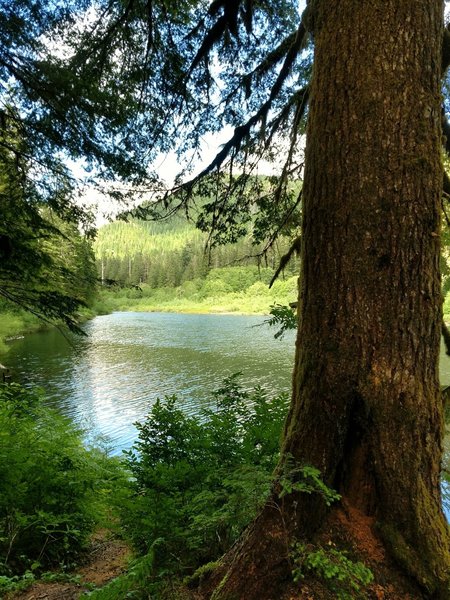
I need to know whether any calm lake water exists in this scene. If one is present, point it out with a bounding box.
[4,312,296,453]
[5,310,450,455]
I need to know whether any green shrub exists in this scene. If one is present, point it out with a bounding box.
[291,542,374,599]
[200,278,232,298]
[0,383,125,575]
[245,280,270,297]
[204,267,272,294]
[119,375,289,578]
[270,276,298,298]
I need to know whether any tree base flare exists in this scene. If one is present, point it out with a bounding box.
[197,496,449,600]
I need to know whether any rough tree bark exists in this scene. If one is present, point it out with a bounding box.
[201,1,450,598]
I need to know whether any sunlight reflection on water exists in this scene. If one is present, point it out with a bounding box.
[6,312,295,453]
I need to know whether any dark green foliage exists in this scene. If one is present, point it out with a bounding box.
[0,116,97,330]
[0,0,150,327]
[0,383,124,575]
[120,375,289,579]
[290,543,374,599]
[265,303,297,338]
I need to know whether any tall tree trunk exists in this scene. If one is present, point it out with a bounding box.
[284,0,449,589]
[204,1,450,598]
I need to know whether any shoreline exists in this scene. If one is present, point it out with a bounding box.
[0,303,275,358]
[102,305,271,316]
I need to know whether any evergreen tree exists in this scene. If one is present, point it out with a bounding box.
[0,112,95,328]
[198,3,450,598]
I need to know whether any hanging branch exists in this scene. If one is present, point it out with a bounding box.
[190,0,243,72]
[221,30,299,106]
[268,235,301,288]
[181,35,309,196]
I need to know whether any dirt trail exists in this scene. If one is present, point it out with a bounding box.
[8,530,131,600]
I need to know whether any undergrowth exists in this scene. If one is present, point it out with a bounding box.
[81,548,156,599]
[117,374,289,589]
[0,376,288,598]
[0,383,124,577]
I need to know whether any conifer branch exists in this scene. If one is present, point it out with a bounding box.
[269,235,301,288]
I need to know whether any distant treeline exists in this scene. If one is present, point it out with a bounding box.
[93,217,300,289]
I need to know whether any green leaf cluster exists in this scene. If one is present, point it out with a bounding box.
[265,303,297,339]
[291,542,374,599]
[0,119,97,330]
[0,383,124,575]
[278,458,341,506]
[119,374,289,579]
[0,570,36,595]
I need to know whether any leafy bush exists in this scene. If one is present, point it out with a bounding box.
[291,542,374,599]
[0,383,124,575]
[265,304,297,339]
[120,375,289,578]
[203,266,272,293]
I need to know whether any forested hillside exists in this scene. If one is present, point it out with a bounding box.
[92,216,301,314]
[93,216,300,288]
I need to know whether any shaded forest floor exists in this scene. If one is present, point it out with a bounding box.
[7,530,131,600]
[3,516,437,600]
